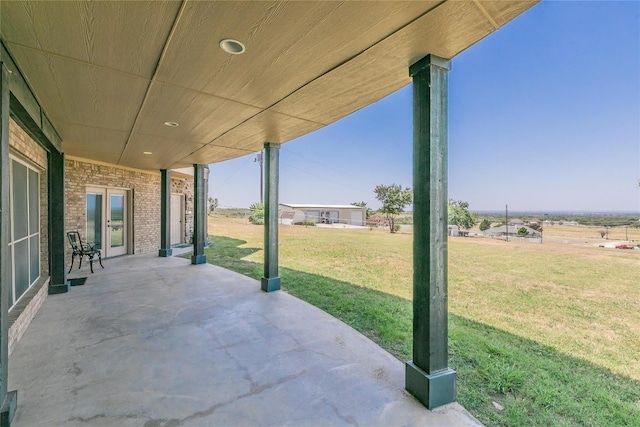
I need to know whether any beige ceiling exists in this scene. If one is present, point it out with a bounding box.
[1,0,537,170]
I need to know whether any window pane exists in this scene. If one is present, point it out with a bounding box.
[29,169,39,234]
[110,195,124,248]
[12,161,28,240]
[14,239,29,301]
[30,235,40,284]
[86,194,103,250]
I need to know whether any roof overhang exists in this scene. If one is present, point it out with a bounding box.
[1,0,538,170]
[280,204,365,210]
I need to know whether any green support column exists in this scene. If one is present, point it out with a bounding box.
[261,143,280,292]
[204,166,210,247]
[159,169,172,257]
[191,164,206,265]
[405,54,456,409]
[0,62,18,426]
[47,149,68,295]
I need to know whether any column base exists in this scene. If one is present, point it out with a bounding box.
[0,390,17,427]
[405,362,456,409]
[158,248,173,257]
[261,277,281,292]
[191,254,206,265]
[48,282,69,295]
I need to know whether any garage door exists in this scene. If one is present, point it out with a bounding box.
[350,210,363,226]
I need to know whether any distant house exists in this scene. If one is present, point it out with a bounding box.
[279,204,366,226]
[527,218,540,225]
[448,225,469,237]
[484,225,540,238]
[508,218,525,226]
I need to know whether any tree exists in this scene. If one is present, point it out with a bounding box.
[351,201,373,219]
[517,227,529,237]
[479,218,491,232]
[448,200,477,230]
[208,197,218,216]
[374,184,412,233]
[248,202,264,225]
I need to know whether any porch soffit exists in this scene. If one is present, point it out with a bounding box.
[1,0,538,170]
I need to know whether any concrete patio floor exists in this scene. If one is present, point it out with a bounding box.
[9,254,481,426]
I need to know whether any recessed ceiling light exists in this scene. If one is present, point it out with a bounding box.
[143,151,152,155]
[164,121,179,127]
[219,39,245,55]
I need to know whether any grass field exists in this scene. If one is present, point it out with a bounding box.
[541,224,640,241]
[202,215,640,426]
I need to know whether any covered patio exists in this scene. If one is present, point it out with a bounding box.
[1,1,539,424]
[10,254,479,427]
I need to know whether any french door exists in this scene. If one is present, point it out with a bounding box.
[86,187,129,257]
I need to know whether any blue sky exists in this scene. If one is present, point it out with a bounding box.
[210,1,640,213]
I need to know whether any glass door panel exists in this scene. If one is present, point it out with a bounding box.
[109,194,124,248]
[86,187,128,258]
[86,192,103,250]
[107,189,127,257]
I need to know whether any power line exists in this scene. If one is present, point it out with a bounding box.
[211,157,252,193]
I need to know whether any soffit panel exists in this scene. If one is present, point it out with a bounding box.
[156,1,440,108]
[204,110,323,155]
[476,1,538,27]
[177,145,254,168]
[118,133,206,171]
[133,82,263,144]
[60,125,129,165]
[2,0,538,168]
[6,44,149,132]
[0,0,179,78]
[270,0,523,124]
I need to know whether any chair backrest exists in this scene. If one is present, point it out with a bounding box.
[67,231,83,254]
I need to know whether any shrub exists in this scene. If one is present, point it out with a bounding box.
[393,223,401,233]
[248,203,264,225]
[303,219,315,227]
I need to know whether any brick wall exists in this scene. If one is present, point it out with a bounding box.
[65,158,161,258]
[171,176,195,243]
[8,277,48,356]
[9,119,47,168]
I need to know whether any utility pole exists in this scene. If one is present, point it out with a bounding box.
[505,204,509,242]
[254,151,263,204]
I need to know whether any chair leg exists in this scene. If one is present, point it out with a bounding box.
[79,255,83,270]
[97,252,104,269]
[68,254,75,274]
[88,255,94,274]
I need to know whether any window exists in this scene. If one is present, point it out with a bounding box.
[8,157,41,307]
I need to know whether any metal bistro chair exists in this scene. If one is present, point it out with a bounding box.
[67,231,104,274]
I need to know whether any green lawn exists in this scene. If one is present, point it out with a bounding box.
[199,216,640,426]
